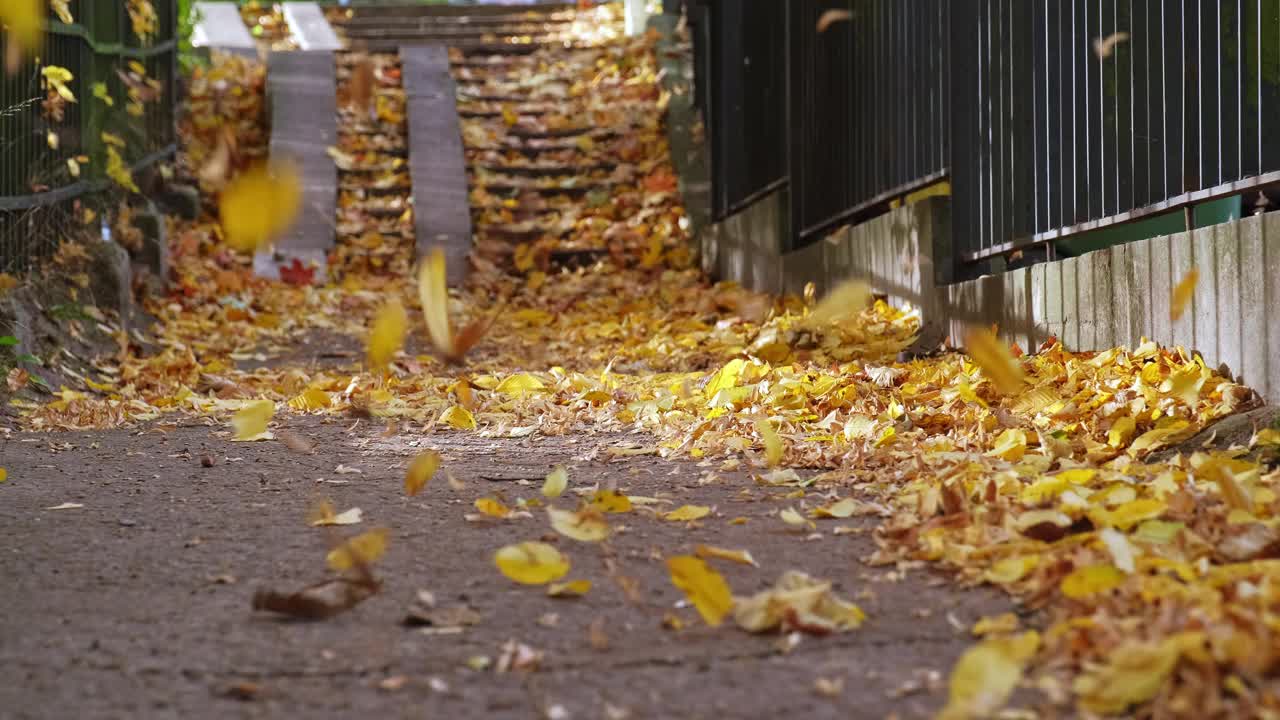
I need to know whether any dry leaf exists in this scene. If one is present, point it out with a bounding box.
[547,579,592,598]
[938,631,1040,720]
[219,161,301,253]
[757,419,783,467]
[326,528,389,571]
[405,451,440,496]
[1093,31,1131,59]
[232,400,274,441]
[495,542,570,585]
[807,280,870,324]
[664,504,712,522]
[547,505,611,541]
[666,555,733,626]
[733,571,866,634]
[367,299,408,371]
[252,575,379,621]
[46,502,82,510]
[816,8,853,33]
[694,544,758,567]
[542,466,568,498]
[309,499,363,526]
[1170,267,1198,321]
[964,328,1025,395]
[589,489,633,513]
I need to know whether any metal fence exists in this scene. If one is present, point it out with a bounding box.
[693,0,1280,278]
[0,0,178,274]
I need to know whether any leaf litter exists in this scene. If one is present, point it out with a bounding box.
[12,14,1277,718]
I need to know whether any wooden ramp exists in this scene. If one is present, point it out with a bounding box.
[261,50,337,279]
[402,45,472,286]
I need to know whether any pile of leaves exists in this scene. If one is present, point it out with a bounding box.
[12,8,1280,719]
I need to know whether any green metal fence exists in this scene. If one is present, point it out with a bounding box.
[0,0,177,274]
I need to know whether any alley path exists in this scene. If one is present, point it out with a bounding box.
[2,4,1276,719]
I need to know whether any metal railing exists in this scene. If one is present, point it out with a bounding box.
[0,0,177,273]
[950,0,1280,270]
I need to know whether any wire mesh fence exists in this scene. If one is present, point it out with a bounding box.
[0,0,177,275]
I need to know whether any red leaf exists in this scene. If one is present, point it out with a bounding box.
[279,258,317,286]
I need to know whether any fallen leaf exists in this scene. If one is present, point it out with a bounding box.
[542,466,568,498]
[367,299,408,371]
[588,617,610,650]
[666,555,733,626]
[495,639,543,672]
[971,613,1020,636]
[694,544,758,567]
[938,631,1040,720]
[664,504,711,521]
[780,506,815,531]
[309,499,363,527]
[814,676,845,698]
[807,280,869,324]
[1073,632,1206,715]
[733,570,866,634]
[589,489,633,513]
[495,542,570,585]
[816,8,854,33]
[0,468,6,482]
[252,575,379,621]
[474,496,518,519]
[757,419,783,467]
[1060,564,1126,599]
[378,675,408,692]
[547,579,592,597]
[405,451,440,496]
[219,161,301,253]
[547,505,611,541]
[964,328,1025,395]
[231,399,274,441]
[440,405,476,430]
[811,497,860,519]
[1170,267,1198,321]
[46,502,82,510]
[326,528,389,571]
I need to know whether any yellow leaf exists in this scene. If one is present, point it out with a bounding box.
[1162,365,1205,407]
[780,506,815,530]
[287,387,330,411]
[666,555,733,626]
[1107,416,1136,448]
[45,129,57,150]
[547,505,610,541]
[546,579,591,598]
[971,613,1020,637]
[326,528,389,571]
[495,373,545,397]
[494,542,570,585]
[417,248,453,356]
[404,451,440,497]
[1060,564,1126,598]
[0,467,7,482]
[589,489,633,513]
[502,105,518,126]
[964,328,1025,395]
[475,496,516,519]
[105,146,139,193]
[1128,420,1191,455]
[366,299,408,371]
[1,0,42,53]
[984,555,1040,585]
[1170,267,1198,321]
[541,466,568,498]
[985,428,1027,461]
[874,426,897,448]
[807,280,870,324]
[664,504,712,522]
[694,544,758,567]
[231,399,274,441]
[219,161,301,253]
[308,499,363,526]
[1073,633,1205,715]
[41,65,76,102]
[440,405,476,430]
[1090,498,1167,530]
[938,632,1040,720]
[812,497,860,519]
[756,418,783,467]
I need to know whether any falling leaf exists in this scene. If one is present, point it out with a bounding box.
[964,328,1025,395]
[231,400,274,441]
[440,405,477,430]
[418,248,454,356]
[92,82,114,106]
[757,418,783,467]
[542,466,568,498]
[811,497,860,519]
[1107,416,1136,448]
[589,489,633,513]
[985,428,1027,462]
[938,631,1040,720]
[46,502,82,510]
[816,8,854,33]
[1170,267,1198,321]
[219,161,302,253]
[664,504,711,522]
[252,574,379,620]
[971,613,1020,637]
[0,468,6,483]
[666,555,733,626]
[733,570,866,634]
[1073,633,1206,715]
[694,544,758,567]
[42,66,76,102]
[546,579,592,598]
[309,499,363,526]
[494,542,570,585]
[547,505,611,541]
[475,496,518,519]
[367,299,408,371]
[326,528,389,571]
[1093,31,1131,59]
[1,0,41,73]
[807,280,870,324]
[346,58,374,115]
[405,451,440,496]
[780,506,815,531]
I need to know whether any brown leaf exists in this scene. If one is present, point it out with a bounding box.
[588,617,610,651]
[816,9,853,33]
[1093,31,1131,59]
[251,575,379,620]
[7,367,30,392]
[346,58,375,118]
